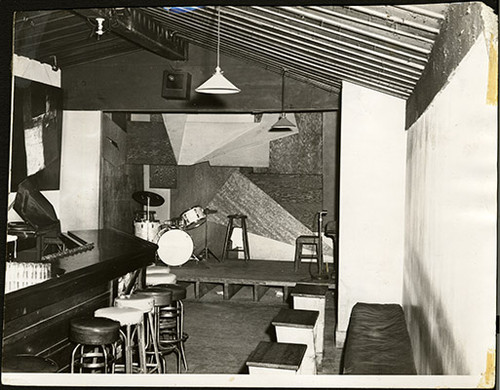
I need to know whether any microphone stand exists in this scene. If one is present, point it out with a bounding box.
[312,210,329,280]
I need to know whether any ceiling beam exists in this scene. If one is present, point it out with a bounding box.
[72,8,188,60]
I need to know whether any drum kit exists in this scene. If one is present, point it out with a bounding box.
[132,191,218,267]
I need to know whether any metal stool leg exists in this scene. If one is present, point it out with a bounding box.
[222,219,234,262]
[241,217,250,262]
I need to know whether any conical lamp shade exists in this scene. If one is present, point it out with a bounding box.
[195,67,240,94]
[270,114,296,131]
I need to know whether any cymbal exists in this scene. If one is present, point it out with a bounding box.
[132,191,165,207]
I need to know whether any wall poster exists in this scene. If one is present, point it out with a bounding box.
[10,76,62,192]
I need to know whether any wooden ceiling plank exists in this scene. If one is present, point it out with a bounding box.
[347,6,441,34]
[190,9,419,85]
[281,6,431,55]
[215,7,422,80]
[308,6,436,46]
[395,5,446,20]
[165,14,415,95]
[251,6,429,64]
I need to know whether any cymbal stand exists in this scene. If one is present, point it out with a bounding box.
[198,218,220,262]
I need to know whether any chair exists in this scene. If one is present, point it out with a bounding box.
[293,235,320,272]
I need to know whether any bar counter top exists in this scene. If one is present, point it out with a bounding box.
[2,228,157,370]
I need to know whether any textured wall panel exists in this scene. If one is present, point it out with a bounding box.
[170,162,237,218]
[126,120,177,165]
[269,112,323,174]
[243,173,322,230]
[207,171,318,247]
[150,165,177,188]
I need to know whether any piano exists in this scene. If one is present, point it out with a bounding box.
[8,178,94,263]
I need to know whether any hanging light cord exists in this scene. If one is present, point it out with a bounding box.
[281,69,286,114]
[216,7,221,70]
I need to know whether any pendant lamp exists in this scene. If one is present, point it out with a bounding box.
[270,69,295,131]
[195,7,240,94]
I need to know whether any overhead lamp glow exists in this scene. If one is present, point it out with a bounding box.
[195,7,240,95]
[270,69,295,131]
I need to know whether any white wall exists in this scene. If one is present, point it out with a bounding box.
[336,82,407,345]
[8,55,61,222]
[403,33,497,375]
[59,111,102,231]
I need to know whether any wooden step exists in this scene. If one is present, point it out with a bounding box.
[246,341,307,374]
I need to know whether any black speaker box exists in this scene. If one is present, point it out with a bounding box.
[162,71,191,100]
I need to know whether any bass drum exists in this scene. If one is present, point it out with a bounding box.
[156,229,194,266]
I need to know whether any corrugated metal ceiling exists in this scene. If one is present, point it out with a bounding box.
[14,4,451,99]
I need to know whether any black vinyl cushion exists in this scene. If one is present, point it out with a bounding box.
[69,317,121,345]
[342,303,417,375]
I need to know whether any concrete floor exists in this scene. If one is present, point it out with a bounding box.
[162,284,342,375]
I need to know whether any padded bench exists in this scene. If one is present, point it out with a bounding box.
[342,302,417,375]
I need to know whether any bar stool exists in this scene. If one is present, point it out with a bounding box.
[139,284,188,373]
[135,286,179,373]
[146,265,177,286]
[94,306,146,374]
[114,293,162,374]
[222,214,250,262]
[294,235,319,272]
[3,354,59,373]
[69,317,121,373]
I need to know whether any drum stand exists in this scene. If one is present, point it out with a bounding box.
[197,219,220,262]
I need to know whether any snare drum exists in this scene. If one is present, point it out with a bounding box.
[156,229,194,266]
[181,206,206,230]
[134,220,161,242]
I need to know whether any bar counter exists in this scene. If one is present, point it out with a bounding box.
[2,228,157,372]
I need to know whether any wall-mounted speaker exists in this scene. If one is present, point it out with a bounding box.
[162,71,191,100]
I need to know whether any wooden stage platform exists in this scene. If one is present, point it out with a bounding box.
[170,259,335,302]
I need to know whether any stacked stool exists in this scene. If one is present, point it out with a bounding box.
[95,294,155,374]
[69,317,121,373]
[138,284,188,373]
[222,214,250,262]
[146,265,177,286]
[294,235,320,272]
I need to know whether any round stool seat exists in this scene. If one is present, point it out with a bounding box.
[146,265,171,274]
[154,283,187,301]
[95,306,144,326]
[70,317,121,345]
[146,272,177,286]
[115,293,154,313]
[3,354,59,373]
[136,287,173,306]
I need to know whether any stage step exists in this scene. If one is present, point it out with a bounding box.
[291,284,328,367]
[272,308,319,375]
[246,341,307,375]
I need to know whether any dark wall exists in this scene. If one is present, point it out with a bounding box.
[100,114,144,234]
[62,44,339,112]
